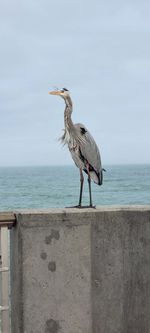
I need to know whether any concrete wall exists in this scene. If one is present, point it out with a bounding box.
[10,206,150,333]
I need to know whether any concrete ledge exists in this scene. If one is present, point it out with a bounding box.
[10,206,150,333]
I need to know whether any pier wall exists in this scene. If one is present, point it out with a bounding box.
[10,206,150,333]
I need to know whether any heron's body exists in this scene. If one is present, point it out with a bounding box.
[49,88,103,207]
[62,122,102,185]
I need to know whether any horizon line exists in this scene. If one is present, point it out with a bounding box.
[0,163,150,168]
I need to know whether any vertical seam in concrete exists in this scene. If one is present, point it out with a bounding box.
[16,214,24,333]
[90,219,94,333]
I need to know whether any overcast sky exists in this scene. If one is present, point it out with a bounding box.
[0,0,150,166]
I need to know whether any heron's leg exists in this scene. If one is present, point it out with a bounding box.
[87,164,93,207]
[78,169,84,206]
[88,176,93,207]
[66,169,84,208]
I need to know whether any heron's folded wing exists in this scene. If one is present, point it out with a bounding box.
[75,123,102,174]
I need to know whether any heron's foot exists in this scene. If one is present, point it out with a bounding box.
[66,205,81,208]
[89,205,96,209]
[66,205,96,209]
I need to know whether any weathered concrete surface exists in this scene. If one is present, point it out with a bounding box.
[10,206,150,333]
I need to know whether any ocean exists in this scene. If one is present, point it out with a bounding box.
[0,164,149,211]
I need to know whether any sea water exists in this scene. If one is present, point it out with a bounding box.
[0,164,149,211]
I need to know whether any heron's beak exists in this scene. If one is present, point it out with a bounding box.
[49,90,61,95]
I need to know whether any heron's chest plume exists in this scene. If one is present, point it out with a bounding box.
[60,128,76,149]
[60,104,86,149]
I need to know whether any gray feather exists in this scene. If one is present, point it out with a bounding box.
[75,123,103,184]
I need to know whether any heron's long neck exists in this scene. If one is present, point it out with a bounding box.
[64,96,74,131]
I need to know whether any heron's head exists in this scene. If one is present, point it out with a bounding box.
[49,88,70,100]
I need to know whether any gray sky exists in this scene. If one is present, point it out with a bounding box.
[0,0,150,166]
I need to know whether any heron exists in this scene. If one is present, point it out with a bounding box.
[49,88,104,208]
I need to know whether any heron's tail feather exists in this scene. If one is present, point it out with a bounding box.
[90,170,103,185]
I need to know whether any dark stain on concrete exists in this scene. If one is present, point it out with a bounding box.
[45,229,60,245]
[45,318,60,333]
[48,261,56,272]
[40,252,47,260]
